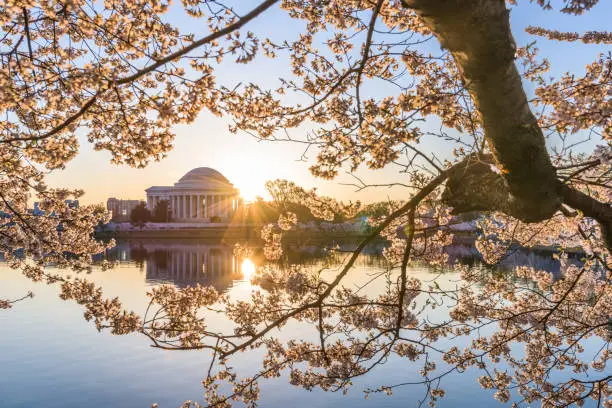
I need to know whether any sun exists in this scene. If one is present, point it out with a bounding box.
[235,175,270,202]
[241,259,256,281]
[238,186,262,203]
[226,163,273,203]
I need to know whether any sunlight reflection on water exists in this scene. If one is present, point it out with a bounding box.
[240,258,256,281]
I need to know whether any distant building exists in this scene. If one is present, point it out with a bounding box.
[145,167,241,223]
[107,198,141,222]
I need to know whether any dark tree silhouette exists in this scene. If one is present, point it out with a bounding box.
[130,202,151,228]
[152,200,172,223]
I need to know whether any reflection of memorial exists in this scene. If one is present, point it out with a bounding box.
[148,244,240,290]
[107,240,242,291]
[99,240,577,290]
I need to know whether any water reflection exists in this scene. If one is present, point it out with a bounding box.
[241,258,256,280]
[0,239,595,408]
[444,244,582,276]
[102,240,242,290]
[95,239,577,292]
[95,239,396,292]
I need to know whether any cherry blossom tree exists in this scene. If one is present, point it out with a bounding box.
[0,0,610,406]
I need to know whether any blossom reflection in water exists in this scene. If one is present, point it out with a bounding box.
[241,258,256,281]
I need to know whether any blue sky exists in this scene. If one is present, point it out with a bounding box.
[46,0,612,204]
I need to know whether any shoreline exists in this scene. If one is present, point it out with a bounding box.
[95,222,376,240]
[95,225,583,256]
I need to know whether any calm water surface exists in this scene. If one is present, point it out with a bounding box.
[0,239,590,407]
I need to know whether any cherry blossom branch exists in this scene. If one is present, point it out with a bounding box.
[221,167,454,358]
[1,0,280,144]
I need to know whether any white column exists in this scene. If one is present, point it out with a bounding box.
[182,195,187,219]
[202,249,210,275]
[187,195,190,219]
[184,195,188,219]
[186,195,190,219]
[221,195,226,219]
[196,195,201,219]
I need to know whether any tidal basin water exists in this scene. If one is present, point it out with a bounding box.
[0,239,592,408]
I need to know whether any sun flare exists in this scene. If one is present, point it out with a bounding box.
[241,259,256,281]
[228,164,274,203]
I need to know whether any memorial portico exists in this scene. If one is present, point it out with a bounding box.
[145,167,241,223]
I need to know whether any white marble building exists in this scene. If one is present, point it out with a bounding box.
[145,167,241,222]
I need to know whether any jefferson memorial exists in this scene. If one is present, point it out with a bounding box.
[145,168,241,222]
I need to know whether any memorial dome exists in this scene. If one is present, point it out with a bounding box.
[174,167,233,189]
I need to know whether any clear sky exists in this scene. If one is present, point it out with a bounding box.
[45,0,611,205]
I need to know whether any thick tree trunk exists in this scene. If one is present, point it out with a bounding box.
[441,155,612,249]
[402,0,561,222]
